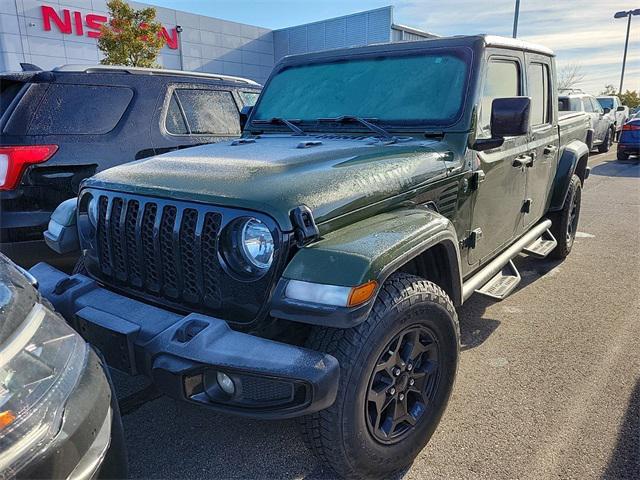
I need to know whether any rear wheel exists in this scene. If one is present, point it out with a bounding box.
[598,129,613,153]
[617,151,629,161]
[549,174,582,259]
[299,273,459,479]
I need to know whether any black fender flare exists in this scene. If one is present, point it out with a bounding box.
[548,140,589,212]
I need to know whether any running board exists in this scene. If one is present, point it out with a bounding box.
[462,219,552,302]
[475,259,521,300]
[522,229,557,259]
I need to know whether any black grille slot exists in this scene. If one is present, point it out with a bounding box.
[180,209,200,302]
[202,213,222,309]
[110,198,126,279]
[124,200,141,287]
[159,206,178,298]
[97,196,110,275]
[141,203,159,292]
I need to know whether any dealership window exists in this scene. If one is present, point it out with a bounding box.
[28,84,133,135]
[166,89,240,136]
[479,59,521,135]
[527,62,550,125]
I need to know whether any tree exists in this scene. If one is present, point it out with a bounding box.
[600,84,617,96]
[98,0,164,67]
[557,63,585,91]
[619,90,640,109]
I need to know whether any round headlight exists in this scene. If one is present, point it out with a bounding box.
[88,196,99,227]
[239,218,274,270]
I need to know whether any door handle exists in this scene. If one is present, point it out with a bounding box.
[543,145,558,155]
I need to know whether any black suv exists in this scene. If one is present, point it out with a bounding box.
[0,65,261,263]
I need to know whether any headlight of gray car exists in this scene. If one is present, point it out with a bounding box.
[0,301,87,476]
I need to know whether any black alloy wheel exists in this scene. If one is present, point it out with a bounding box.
[366,325,440,444]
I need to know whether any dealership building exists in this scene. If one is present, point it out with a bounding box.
[0,2,435,84]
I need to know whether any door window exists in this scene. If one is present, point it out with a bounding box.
[165,89,240,136]
[590,97,603,114]
[527,63,550,126]
[479,59,521,135]
[583,97,596,113]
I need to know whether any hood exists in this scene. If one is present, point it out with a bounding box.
[0,255,39,345]
[87,134,454,230]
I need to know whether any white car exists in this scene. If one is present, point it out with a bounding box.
[597,96,629,138]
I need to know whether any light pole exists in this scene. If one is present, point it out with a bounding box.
[614,9,640,93]
[512,0,521,38]
[176,25,184,71]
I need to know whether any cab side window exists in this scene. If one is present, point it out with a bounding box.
[590,97,603,114]
[583,97,595,113]
[527,62,551,126]
[479,59,521,136]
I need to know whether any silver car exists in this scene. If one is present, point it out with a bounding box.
[559,91,615,153]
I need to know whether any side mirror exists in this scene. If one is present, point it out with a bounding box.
[240,105,253,130]
[603,107,611,114]
[617,106,626,112]
[472,97,531,151]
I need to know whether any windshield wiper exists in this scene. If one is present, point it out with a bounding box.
[317,115,394,139]
[253,117,305,135]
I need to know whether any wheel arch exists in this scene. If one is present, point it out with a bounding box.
[271,208,463,328]
[548,140,589,212]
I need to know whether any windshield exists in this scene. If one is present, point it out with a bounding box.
[252,51,470,126]
[597,98,614,110]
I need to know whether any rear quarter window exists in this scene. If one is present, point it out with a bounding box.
[166,89,240,136]
[28,84,133,135]
[239,91,260,107]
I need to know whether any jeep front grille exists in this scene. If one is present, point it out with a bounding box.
[89,191,282,324]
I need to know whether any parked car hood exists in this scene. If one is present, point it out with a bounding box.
[86,134,454,231]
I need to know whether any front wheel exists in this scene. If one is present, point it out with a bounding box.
[299,273,459,479]
[598,129,613,153]
[549,174,582,259]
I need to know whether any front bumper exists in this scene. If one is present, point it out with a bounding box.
[19,348,127,480]
[29,263,340,420]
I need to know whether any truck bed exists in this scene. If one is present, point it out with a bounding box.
[559,111,590,147]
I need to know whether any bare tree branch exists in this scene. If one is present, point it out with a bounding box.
[558,63,586,92]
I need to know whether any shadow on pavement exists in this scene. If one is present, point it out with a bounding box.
[590,160,640,178]
[602,379,640,480]
[457,254,562,352]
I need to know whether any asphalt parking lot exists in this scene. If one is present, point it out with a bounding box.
[108,149,639,480]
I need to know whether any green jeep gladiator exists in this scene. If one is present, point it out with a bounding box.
[34,35,590,478]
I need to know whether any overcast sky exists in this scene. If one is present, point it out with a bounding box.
[146,0,639,95]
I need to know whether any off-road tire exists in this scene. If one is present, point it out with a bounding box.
[72,255,87,275]
[598,129,613,153]
[617,151,629,161]
[298,273,459,479]
[549,174,582,259]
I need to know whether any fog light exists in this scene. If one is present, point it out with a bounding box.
[217,372,235,396]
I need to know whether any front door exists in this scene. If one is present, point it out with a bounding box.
[523,54,558,229]
[468,53,528,267]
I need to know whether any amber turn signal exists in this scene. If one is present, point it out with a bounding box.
[347,281,378,307]
[0,410,16,430]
